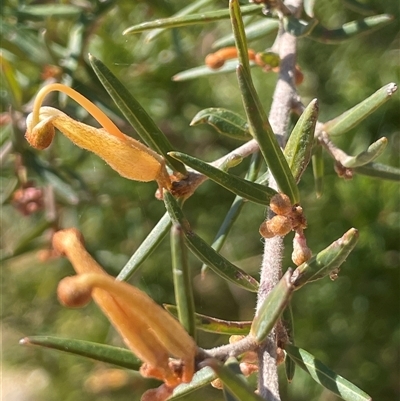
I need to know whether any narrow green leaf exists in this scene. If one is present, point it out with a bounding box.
[164,304,251,335]
[284,99,318,183]
[283,16,318,37]
[285,344,372,401]
[212,18,279,49]
[123,4,263,35]
[341,137,387,168]
[20,336,141,370]
[230,0,251,76]
[7,219,53,261]
[117,212,171,281]
[170,367,217,399]
[17,4,82,18]
[309,14,394,44]
[88,54,186,175]
[354,162,400,181]
[144,0,214,42]
[312,143,324,198]
[251,270,294,343]
[0,177,18,205]
[303,0,316,17]
[204,357,264,401]
[173,60,257,81]
[164,192,259,292]
[2,22,51,65]
[201,152,262,277]
[40,167,80,205]
[236,64,300,203]
[283,304,296,382]
[24,150,80,205]
[222,358,247,401]
[59,23,84,106]
[292,228,359,290]
[342,0,376,16]
[323,83,397,136]
[171,223,197,339]
[169,151,277,205]
[190,108,251,141]
[0,53,22,108]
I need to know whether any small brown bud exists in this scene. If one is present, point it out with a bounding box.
[260,215,292,238]
[270,193,292,216]
[270,215,292,236]
[259,220,274,238]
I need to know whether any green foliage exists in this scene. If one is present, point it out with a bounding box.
[1,1,399,401]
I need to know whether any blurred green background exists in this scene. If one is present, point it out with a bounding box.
[1,1,399,400]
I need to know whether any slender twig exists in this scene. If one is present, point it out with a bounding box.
[256,1,302,400]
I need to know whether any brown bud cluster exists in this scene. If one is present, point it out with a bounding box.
[259,193,307,239]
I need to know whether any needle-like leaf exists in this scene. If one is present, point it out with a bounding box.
[89,54,186,175]
[292,228,359,290]
[164,304,251,335]
[123,4,263,35]
[309,14,394,44]
[169,151,276,205]
[20,336,141,370]
[251,269,294,343]
[164,192,259,292]
[236,64,299,203]
[285,344,372,401]
[323,83,397,136]
[190,108,251,141]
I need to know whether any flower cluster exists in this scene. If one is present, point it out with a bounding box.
[53,228,197,400]
[259,193,311,266]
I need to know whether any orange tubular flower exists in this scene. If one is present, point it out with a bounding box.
[25,83,171,191]
[53,228,197,394]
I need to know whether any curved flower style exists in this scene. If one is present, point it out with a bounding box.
[53,228,197,396]
[25,83,171,190]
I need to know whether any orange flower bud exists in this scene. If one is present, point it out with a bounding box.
[205,47,256,69]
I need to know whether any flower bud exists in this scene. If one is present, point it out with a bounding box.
[260,215,292,238]
[292,230,312,266]
[269,193,292,216]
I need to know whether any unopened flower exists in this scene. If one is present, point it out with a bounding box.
[25,83,171,191]
[53,228,197,395]
[292,229,312,266]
